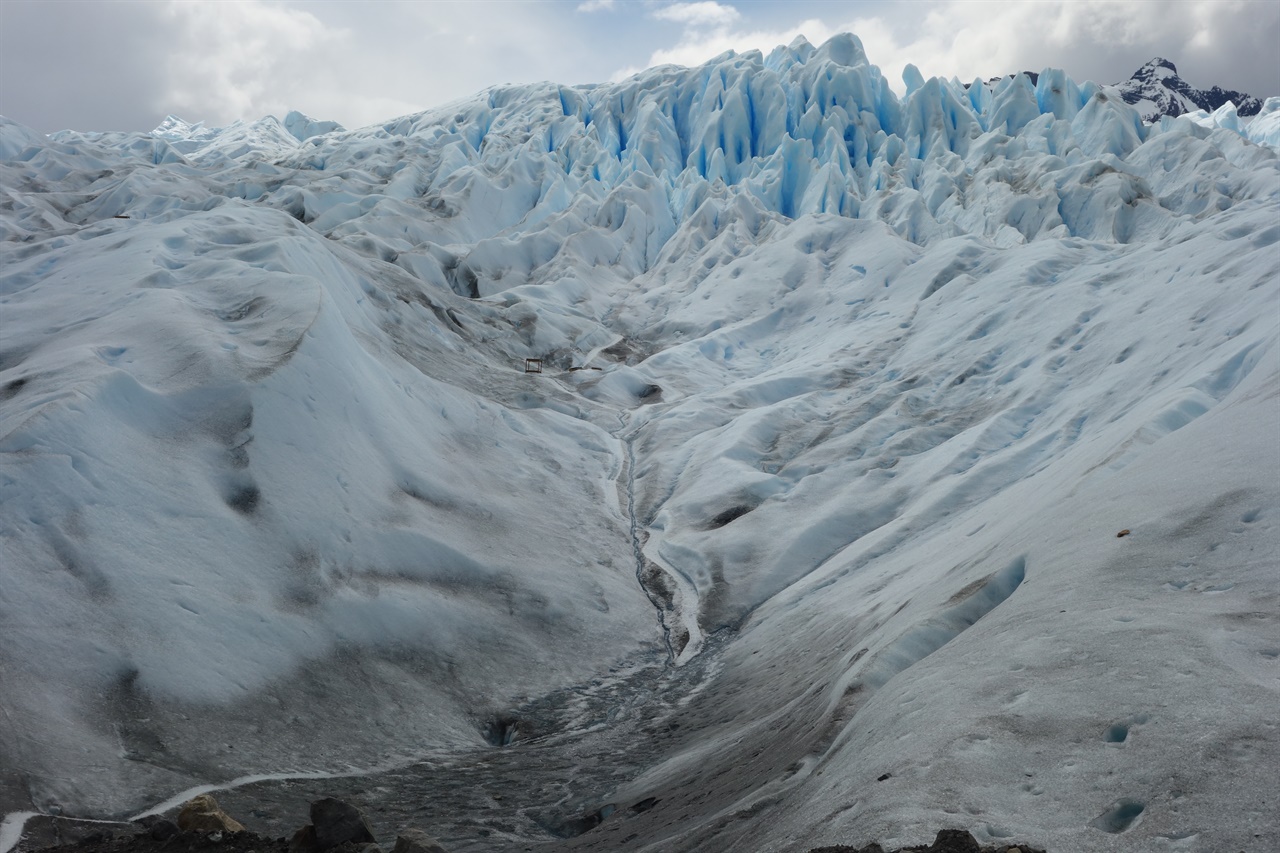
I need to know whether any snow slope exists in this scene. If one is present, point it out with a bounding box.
[2,34,1278,853]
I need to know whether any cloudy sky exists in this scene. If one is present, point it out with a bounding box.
[2,0,1278,133]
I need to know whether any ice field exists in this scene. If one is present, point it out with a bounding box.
[2,34,1278,852]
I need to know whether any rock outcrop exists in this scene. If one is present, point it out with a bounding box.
[175,794,246,834]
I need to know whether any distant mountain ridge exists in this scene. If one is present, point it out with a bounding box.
[982,58,1262,124]
[1114,57,1261,122]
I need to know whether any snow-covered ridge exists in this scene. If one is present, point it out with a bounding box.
[152,110,346,160]
[1,33,1278,853]
[1115,56,1262,123]
[5,35,1277,257]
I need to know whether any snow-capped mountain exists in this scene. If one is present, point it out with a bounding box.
[1115,57,1262,122]
[2,34,1278,853]
[139,111,345,162]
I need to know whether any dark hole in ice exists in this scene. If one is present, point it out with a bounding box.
[2,377,26,400]
[1105,723,1129,743]
[540,803,616,838]
[1,376,27,399]
[226,485,261,514]
[710,505,753,528]
[458,266,480,299]
[637,383,662,400]
[1091,799,1144,833]
[630,797,659,813]
[483,715,521,747]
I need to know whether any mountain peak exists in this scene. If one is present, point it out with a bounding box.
[1115,57,1260,122]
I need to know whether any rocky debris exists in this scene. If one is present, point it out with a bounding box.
[391,829,450,853]
[808,828,1046,853]
[13,797,428,853]
[23,826,290,852]
[11,803,1046,853]
[981,71,1041,87]
[175,794,246,834]
[290,798,379,852]
[145,819,180,841]
[288,824,319,852]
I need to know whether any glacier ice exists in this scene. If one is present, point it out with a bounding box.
[1,32,1278,853]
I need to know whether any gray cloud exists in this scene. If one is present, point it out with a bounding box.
[0,0,175,132]
[1,0,624,133]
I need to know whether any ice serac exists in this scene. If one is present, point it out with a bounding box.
[2,33,1279,853]
[1243,96,1280,147]
[283,110,345,143]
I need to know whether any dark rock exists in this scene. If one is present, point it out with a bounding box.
[330,843,383,853]
[148,819,180,840]
[309,798,377,851]
[1115,57,1261,121]
[983,72,1040,87]
[392,828,449,852]
[290,823,319,853]
[806,830,1042,853]
[928,829,981,853]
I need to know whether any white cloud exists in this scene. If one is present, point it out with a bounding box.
[576,0,616,12]
[626,1,827,78]
[160,0,344,123]
[642,17,833,69]
[653,2,741,28]
[148,0,612,131]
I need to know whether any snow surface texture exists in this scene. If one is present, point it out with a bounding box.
[2,33,1279,853]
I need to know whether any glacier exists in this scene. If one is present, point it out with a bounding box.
[1,33,1278,853]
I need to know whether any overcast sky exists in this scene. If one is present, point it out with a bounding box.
[2,0,1278,134]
